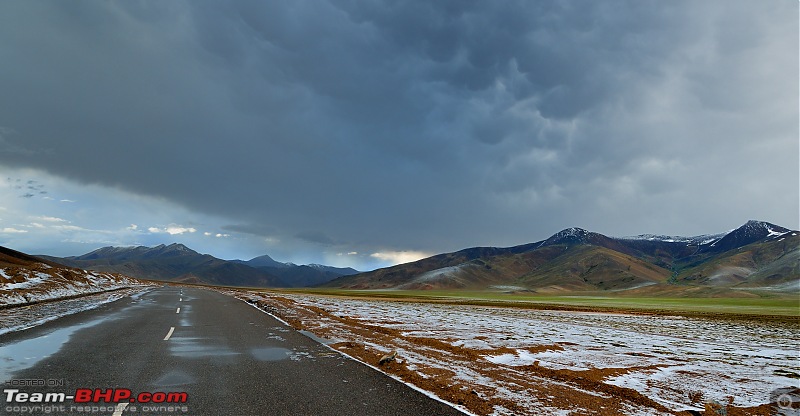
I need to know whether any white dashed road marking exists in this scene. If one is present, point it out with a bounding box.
[164,326,175,341]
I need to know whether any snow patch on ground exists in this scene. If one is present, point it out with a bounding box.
[750,279,800,292]
[765,225,789,238]
[2,274,48,290]
[483,349,538,366]
[0,265,144,306]
[274,294,799,412]
[706,266,754,282]
[489,285,528,291]
[609,281,657,292]
[409,265,467,283]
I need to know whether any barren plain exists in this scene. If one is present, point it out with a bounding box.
[234,290,799,415]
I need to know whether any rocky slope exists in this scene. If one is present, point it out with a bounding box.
[0,246,145,306]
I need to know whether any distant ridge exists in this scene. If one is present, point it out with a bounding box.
[231,255,359,287]
[323,220,799,294]
[42,245,358,288]
[231,254,289,269]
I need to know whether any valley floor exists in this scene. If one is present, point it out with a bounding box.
[233,290,799,416]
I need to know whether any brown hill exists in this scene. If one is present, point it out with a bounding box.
[0,246,144,306]
[678,233,799,288]
[324,221,799,294]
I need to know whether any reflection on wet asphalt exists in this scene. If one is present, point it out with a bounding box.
[0,287,465,416]
[0,316,108,380]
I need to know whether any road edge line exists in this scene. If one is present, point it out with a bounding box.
[238,296,474,416]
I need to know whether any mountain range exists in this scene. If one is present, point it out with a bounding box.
[30,220,798,293]
[40,244,358,288]
[323,220,799,295]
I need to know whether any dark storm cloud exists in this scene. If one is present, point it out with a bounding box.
[0,0,796,258]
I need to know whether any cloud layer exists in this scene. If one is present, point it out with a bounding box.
[0,1,797,268]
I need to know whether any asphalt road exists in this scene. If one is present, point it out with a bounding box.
[0,287,465,415]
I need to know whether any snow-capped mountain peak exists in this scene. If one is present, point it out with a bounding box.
[619,233,725,246]
[540,227,593,247]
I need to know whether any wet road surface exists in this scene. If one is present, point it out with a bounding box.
[0,287,464,415]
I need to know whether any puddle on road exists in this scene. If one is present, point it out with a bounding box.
[250,347,316,362]
[129,289,155,301]
[299,330,335,345]
[0,317,108,381]
[251,347,291,361]
[169,336,239,359]
[270,326,289,333]
[265,333,286,342]
[176,304,192,327]
[151,369,195,387]
[179,317,191,327]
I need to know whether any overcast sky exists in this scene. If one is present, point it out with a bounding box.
[0,1,797,270]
